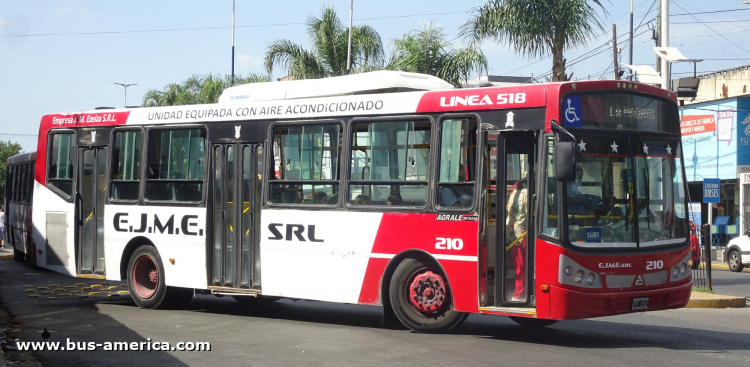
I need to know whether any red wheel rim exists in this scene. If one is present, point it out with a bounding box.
[132,255,158,298]
[408,270,447,314]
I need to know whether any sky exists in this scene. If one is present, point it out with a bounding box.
[3,0,750,151]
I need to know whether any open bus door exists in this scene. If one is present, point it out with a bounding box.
[481,130,536,307]
[209,143,263,291]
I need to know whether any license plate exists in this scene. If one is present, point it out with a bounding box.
[631,297,649,310]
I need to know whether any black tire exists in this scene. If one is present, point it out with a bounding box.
[127,245,191,309]
[509,316,558,327]
[13,247,24,262]
[728,249,744,272]
[389,258,467,333]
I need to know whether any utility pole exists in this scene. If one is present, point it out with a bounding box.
[660,0,670,89]
[346,0,353,75]
[655,1,661,76]
[629,0,634,80]
[231,0,236,86]
[613,24,619,80]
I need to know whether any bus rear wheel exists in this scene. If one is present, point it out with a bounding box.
[389,258,467,333]
[127,246,192,309]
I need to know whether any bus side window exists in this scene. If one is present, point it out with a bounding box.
[268,123,342,206]
[145,128,206,203]
[437,118,477,209]
[47,132,75,199]
[348,120,431,207]
[111,130,142,201]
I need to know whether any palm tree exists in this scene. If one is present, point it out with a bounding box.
[142,73,270,107]
[388,23,487,88]
[265,6,383,79]
[461,0,605,81]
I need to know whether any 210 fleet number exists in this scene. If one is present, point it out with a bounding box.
[435,237,463,250]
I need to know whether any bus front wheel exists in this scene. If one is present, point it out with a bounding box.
[389,258,467,333]
[127,246,192,309]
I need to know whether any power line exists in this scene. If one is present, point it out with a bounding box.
[0,10,469,38]
[672,19,750,24]
[500,0,654,76]
[671,8,750,16]
[672,0,749,59]
[0,134,38,137]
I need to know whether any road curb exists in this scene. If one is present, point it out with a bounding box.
[687,292,747,308]
[0,256,12,261]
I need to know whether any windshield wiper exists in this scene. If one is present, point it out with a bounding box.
[637,136,652,231]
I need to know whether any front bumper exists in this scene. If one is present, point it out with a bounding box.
[548,280,693,320]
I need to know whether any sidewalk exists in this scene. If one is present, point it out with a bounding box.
[687,291,747,308]
[0,248,12,261]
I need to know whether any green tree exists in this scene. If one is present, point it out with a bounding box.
[265,6,383,79]
[0,140,23,201]
[142,73,270,107]
[388,23,487,88]
[461,0,605,81]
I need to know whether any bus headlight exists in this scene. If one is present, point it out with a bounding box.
[680,263,687,275]
[586,273,596,285]
[672,266,679,278]
[564,266,573,276]
[574,270,584,283]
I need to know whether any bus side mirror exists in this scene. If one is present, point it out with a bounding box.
[556,141,576,182]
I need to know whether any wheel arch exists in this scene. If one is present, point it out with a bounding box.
[380,250,454,312]
[119,236,156,281]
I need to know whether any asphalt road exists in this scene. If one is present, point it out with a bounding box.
[1,259,749,367]
[709,266,750,299]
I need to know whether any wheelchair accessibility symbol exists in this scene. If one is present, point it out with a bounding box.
[564,96,582,127]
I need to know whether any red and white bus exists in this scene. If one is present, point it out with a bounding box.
[7,71,692,333]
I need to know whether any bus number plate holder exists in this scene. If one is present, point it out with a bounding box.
[631,297,649,310]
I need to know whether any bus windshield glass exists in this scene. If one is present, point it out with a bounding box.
[565,134,688,249]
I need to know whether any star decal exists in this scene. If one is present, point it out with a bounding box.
[643,143,649,154]
[578,139,587,152]
[666,145,672,155]
[610,141,619,153]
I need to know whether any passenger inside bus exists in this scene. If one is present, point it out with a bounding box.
[505,178,528,302]
[353,194,371,205]
[314,191,328,204]
[386,186,403,206]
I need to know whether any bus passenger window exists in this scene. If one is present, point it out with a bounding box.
[437,118,477,209]
[145,128,206,203]
[111,130,142,201]
[348,120,430,207]
[47,132,75,199]
[268,124,341,206]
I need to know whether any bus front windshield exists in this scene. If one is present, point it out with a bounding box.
[565,134,688,249]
